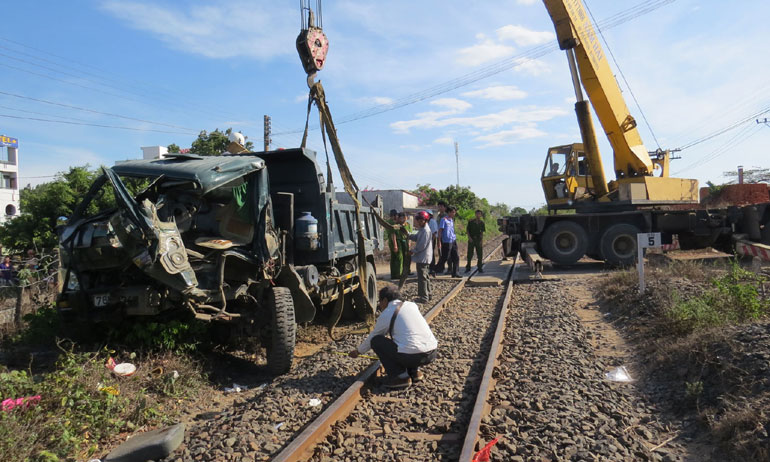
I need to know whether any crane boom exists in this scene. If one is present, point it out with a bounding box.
[543,0,653,178]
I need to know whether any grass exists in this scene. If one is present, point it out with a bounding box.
[597,257,770,460]
[0,300,212,462]
[601,259,768,335]
[0,345,206,461]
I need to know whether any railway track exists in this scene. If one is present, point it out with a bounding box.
[272,243,515,462]
[164,239,507,462]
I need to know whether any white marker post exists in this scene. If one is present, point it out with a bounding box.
[637,232,661,294]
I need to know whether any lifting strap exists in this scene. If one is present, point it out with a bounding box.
[301,81,378,338]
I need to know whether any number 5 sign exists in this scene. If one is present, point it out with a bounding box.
[637,232,661,293]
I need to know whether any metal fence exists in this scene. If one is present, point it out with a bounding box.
[0,251,59,326]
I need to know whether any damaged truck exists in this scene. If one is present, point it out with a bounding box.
[56,147,383,374]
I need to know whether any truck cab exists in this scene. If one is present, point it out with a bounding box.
[57,148,383,374]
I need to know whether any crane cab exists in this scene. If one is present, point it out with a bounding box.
[541,143,598,208]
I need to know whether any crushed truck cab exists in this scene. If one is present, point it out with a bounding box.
[57,148,383,374]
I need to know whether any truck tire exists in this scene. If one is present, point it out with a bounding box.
[540,221,588,265]
[266,286,296,375]
[599,223,639,266]
[353,262,377,322]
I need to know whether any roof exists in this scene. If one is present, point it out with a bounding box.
[112,153,265,194]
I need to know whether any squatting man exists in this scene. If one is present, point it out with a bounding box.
[350,285,438,389]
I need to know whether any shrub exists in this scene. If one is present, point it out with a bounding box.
[0,346,203,461]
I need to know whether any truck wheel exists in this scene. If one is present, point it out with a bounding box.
[599,223,639,266]
[540,221,588,265]
[353,262,377,322]
[266,286,296,375]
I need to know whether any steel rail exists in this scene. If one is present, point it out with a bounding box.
[272,242,503,462]
[458,255,518,461]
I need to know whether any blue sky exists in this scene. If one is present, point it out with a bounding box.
[2,0,769,210]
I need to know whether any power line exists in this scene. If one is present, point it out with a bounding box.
[0,90,199,133]
[672,123,763,175]
[0,113,195,135]
[0,36,243,121]
[584,0,664,150]
[676,105,770,151]
[274,0,678,135]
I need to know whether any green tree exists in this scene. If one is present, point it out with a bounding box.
[190,128,254,156]
[0,166,111,251]
[167,143,181,153]
[511,207,527,215]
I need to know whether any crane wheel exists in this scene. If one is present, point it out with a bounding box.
[599,223,640,267]
[540,221,588,265]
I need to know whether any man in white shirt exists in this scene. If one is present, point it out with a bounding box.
[350,285,438,389]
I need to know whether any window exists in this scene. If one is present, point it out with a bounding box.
[0,146,15,164]
[5,204,15,216]
[2,175,15,189]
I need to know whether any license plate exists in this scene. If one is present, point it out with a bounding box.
[93,294,110,307]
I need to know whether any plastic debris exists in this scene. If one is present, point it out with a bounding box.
[113,363,137,377]
[2,395,41,412]
[274,422,284,430]
[99,385,120,396]
[224,383,248,393]
[472,437,500,462]
[308,398,322,407]
[605,366,633,382]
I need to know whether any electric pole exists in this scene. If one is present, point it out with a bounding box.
[454,141,460,188]
[757,118,770,127]
[263,115,272,151]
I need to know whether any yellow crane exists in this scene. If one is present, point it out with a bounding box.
[540,0,699,209]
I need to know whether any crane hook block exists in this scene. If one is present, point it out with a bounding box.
[296,25,329,75]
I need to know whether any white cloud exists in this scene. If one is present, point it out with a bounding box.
[516,0,538,5]
[391,105,567,134]
[513,57,551,76]
[496,25,554,47]
[456,35,516,67]
[433,137,454,145]
[357,96,395,106]
[432,98,472,112]
[462,85,528,101]
[99,1,295,60]
[473,125,547,148]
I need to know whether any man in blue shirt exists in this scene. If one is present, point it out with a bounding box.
[435,206,459,278]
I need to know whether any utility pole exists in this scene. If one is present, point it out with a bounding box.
[263,115,272,151]
[454,141,460,188]
[757,118,770,127]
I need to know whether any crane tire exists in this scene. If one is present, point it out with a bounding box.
[599,223,640,267]
[540,220,588,266]
[266,286,296,375]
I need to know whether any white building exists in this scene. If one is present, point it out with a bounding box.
[141,145,168,160]
[0,135,20,223]
[336,189,419,215]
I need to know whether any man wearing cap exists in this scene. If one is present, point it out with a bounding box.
[409,211,433,303]
[385,209,402,280]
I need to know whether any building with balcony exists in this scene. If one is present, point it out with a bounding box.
[0,135,19,223]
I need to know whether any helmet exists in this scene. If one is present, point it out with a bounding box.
[416,211,430,221]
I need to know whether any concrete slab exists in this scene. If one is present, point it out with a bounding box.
[104,423,185,462]
[467,259,513,287]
